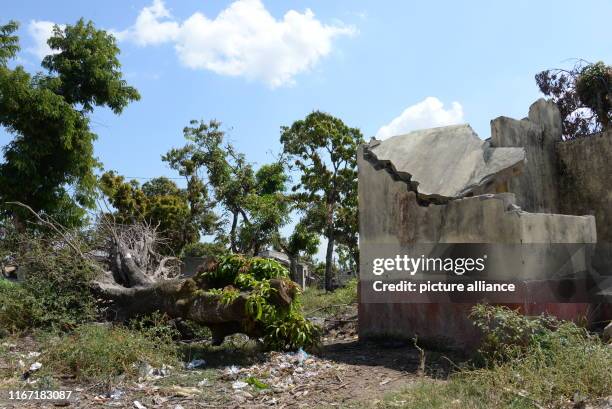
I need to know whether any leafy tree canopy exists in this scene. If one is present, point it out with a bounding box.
[536,60,611,139]
[164,120,290,255]
[0,19,139,227]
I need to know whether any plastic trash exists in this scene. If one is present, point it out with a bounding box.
[29,362,42,372]
[296,348,308,364]
[186,359,206,370]
[232,380,248,389]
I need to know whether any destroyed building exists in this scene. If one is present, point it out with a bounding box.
[358,99,612,346]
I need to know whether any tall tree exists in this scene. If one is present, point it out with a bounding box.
[281,112,363,291]
[535,60,611,139]
[164,120,290,255]
[0,19,139,228]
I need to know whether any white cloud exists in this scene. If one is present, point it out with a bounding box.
[376,97,464,140]
[117,0,356,87]
[27,20,65,60]
[113,0,179,45]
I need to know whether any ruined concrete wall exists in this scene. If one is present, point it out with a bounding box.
[490,99,562,213]
[557,129,612,272]
[358,145,596,344]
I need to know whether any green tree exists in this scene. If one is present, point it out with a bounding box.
[164,120,290,255]
[0,19,139,228]
[274,221,320,282]
[280,111,363,291]
[100,172,217,254]
[535,60,611,139]
[575,62,611,131]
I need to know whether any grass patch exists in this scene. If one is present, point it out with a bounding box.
[41,324,180,382]
[301,278,357,319]
[380,306,612,408]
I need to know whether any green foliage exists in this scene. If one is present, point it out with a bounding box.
[281,111,363,290]
[470,304,586,365]
[127,311,180,341]
[0,235,96,332]
[0,279,34,332]
[19,240,97,330]
[576,61,611,130]
[0,19,139,227]
[301,278,357,319]
[164,120,290,255]
[263,313,321,351]
[245,376,269,390]
[0,21,19,65]
[181,241,227,258]
[198,254,319,350]
[536,60,611,139]
[381,306,612,409]
[42,324,179,381]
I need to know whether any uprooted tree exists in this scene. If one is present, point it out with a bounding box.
[11,203,319,350]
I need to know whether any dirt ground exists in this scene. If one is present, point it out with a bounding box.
[0,306,456,409]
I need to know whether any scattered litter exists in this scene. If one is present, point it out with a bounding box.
[137,362,171,380]
[133,401,147,409]
[186,359,206,370]
[174,405,185,409]
[197,379,211,387]
[223,365,240,379]
[232,380,248,389]
[295,348,308,364]
[109,389,123,400]
[170,386,200,397]
[26,351,41,358]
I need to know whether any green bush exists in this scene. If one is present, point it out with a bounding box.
[198,254,319,350]
[470,304,586,365]
[17,242,97,330]
[0,279,35,332]
[42,323,180,381]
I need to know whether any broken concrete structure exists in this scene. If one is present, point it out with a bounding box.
[358,99,611,346]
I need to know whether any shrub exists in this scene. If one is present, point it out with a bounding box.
[469,304,586,365]
[42,323,180,381]
[17,241,97,330]
[198,254,319,350]
[0,279,35,332]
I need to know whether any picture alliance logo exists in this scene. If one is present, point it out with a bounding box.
[372,254,488,276]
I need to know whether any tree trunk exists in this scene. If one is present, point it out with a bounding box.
[229,211,239,253]
[324,232,335,291]
[93,272,297,345]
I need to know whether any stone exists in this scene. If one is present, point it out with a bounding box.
[366,124,525,201]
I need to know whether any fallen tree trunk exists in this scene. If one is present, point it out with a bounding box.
[8,203,303,346]
[93,270,297,344]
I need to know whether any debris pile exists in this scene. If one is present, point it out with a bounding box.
[222,349,349,405]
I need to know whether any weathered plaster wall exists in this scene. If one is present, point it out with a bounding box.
[358,143,596,344]
[490,99,562,213]
[557,129,612,273]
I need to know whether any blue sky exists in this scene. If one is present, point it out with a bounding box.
[2,0,611,255]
